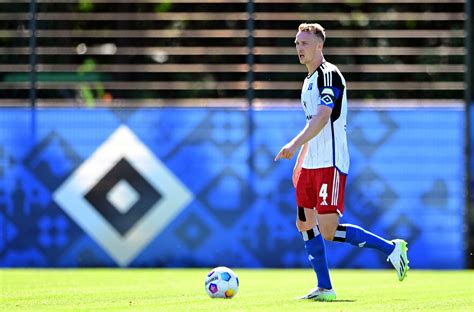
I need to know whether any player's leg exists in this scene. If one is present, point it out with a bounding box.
[317,214,409,281]
[317,167,395,254]
[314,212,400,284]
[328,220,395,255]
[296,207,336,301]
[296,207,331,288]
[295,168,335,301]
[319,168,409,281]
[331,222,409,281]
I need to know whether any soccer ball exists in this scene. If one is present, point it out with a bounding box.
[204,266,239,299]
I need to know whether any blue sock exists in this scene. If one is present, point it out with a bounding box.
[302,227,332,290]
[333,223,395,255]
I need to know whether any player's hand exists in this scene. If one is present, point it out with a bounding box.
[274,143,296,161]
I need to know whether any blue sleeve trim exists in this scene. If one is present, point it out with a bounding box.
[320,86,342,100]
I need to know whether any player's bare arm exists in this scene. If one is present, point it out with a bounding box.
[292,143,308,188]
[274,105,332,161]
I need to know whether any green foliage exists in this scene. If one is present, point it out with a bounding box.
[155,1,173,13]
[78,0,94,12]
[78,58,97,74]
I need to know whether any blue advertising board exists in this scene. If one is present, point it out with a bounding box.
[0,107,465,269]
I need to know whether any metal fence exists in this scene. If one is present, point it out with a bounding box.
[0,0,468,107]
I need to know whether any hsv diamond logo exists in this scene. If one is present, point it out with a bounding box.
[53,125,193,266]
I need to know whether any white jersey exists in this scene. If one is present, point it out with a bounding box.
[300,61,350,174]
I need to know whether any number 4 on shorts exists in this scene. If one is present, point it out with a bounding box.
[319,183,328,206]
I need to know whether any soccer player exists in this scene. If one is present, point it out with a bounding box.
[274,23,409,301]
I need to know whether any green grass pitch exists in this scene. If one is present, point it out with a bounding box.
[1,269,473,311]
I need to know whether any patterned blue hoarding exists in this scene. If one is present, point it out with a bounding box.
[0,107,465,269]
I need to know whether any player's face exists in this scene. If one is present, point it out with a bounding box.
[294,31,321,65]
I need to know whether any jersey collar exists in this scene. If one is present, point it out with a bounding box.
[307,59,327,79]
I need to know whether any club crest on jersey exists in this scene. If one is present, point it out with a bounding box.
[321,95,334,105]
[308,83,313,90]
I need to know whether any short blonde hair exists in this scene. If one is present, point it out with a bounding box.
[298,23,326,42]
